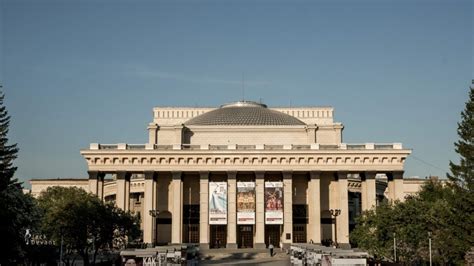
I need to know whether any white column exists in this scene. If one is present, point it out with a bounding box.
[97,173,104,201]
[337,172,350,247]
[116,171,131,211]
[125,178,130,211]
[88,171,98,195]
[147,123,158,144]
[255,171,265,248]
[143,171,156,245]
[282,171,293,246]
[362,172,377,211]
[199,172,209,248]
[308,171,321,244]
[171,171,183,244]
[227,171,237,248]
[388,171,404,202]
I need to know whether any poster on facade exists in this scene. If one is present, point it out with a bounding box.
[209,182,227,224]
[237,182,256,224]
[264,181,284,224]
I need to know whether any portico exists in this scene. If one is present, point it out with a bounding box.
[81,101,411,248]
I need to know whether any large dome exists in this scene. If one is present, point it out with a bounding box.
[185,101,305,126]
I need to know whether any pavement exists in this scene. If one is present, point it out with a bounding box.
[198,248,291,265]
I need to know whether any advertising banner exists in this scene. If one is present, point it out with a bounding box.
[237,182,256,224]
[209,182,227,224]
[265,181,284,224]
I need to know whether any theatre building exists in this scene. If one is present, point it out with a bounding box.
[31,101,412,249]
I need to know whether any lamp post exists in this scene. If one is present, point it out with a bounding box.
[329,209,341,248]
[149,210,160,246]
[393,232,397,263]
[428,231,432,266]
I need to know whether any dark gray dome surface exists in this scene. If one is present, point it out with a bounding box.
[185,101,305,126]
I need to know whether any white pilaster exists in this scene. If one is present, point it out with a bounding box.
[143,171,156,245]
[199,172,209,248]
[362,172,377,211]
[308,171,321,244]
[282,171,293,246]
[255,171,265,248]
[337,172,350,247]
[227,171,237,248]
[171,171,183,244]
[116,171,131,211]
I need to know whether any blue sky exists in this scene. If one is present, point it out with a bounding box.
[1,0,472,186]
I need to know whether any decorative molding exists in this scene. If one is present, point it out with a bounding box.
[81,148,410,173]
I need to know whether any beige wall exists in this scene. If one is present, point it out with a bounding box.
[316,125,343,145]
[293,174,308,205]
[152,106,336,127]
[185,127,311,146]
[183,174,200,205]
[150,106,344,146]
[403,178,428,198]
[29,179,89,198]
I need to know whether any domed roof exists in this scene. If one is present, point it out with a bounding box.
[185,101,305,126]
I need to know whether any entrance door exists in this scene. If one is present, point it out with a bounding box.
[156,211,172,245]
[237,225,254,248]
[210,225,227,248]
[293,224,307,243]
[183,205,200,243]
[265,225,281,248]
[183,224,199,243]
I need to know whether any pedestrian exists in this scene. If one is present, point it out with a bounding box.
[269,243,274,257]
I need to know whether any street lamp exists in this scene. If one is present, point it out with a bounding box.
[428,231,432,266]
[329,209,341,248]
[393,232,397,263]
[149,210,160,247]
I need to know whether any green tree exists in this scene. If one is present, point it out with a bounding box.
[448,85,474,189]
[350,181,451,264]
[445,85,474,263]
[349,201,396,262]
[0,88,41,264]
[38,186,140,266]
[0,88,19,190]
[351,85,474,264]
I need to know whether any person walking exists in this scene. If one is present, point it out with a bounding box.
[269,243,274,257]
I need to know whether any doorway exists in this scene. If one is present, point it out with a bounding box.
[237,225,254,248]
[183,205,199,243]
[210,225,227,248]
[156,211,172,245]
[293,224,307,243]
[265,225,281,248]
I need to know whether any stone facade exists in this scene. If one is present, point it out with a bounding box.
[30,101,416,249]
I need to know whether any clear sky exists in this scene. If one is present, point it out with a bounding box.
[1,0,472,186]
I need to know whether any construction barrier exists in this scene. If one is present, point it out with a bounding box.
[290,243,368,266]
[120,244,199,266]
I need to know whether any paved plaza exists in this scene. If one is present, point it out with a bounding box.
[199,248,290,265]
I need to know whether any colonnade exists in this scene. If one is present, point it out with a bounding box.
[88,170,405,248]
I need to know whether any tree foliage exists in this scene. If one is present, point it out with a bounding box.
[37,186,140,266]
[0,89,19,190]
[0,88,41,264]
[448,86,474,190]
[351,181,461,264]
[351,85,474,264]
[445,85,474,262]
